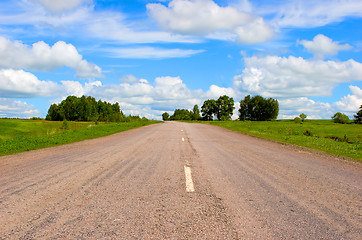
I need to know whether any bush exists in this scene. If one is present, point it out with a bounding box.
[303,129,313,136]
[332,112,350,124]
[294,117,302,124]
[61,120,69,130]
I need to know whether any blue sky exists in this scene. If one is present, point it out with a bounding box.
[0,0,361,120]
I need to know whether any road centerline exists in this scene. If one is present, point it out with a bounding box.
[184,165,195,192]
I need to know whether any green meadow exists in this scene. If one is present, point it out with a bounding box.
[205,120,362,161]
[0,119,159,156]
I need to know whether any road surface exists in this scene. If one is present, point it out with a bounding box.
[0,122,361,239]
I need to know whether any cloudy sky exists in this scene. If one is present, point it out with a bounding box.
[0,0,361,119]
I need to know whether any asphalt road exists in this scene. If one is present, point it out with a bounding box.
[0,122,361,239]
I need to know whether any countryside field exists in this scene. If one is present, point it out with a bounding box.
[1,119,361,161]
[0,119,159,156]
[205,120,362,161]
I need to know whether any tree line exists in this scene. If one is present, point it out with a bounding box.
[164,94,362,124]
[46,95,144,122]
[163,95,280,121]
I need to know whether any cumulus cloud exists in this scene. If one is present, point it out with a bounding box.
[234,55,362,98]
[60,75,203,118]
[0,37,102,78]
[0,68,102,99]
[147,0,274,44]
[203,85,237,99]
[299,34,352,59]
[108,47,204,59]
[0,98,40,118]
[0,69,60,98]
[34,0,91,13]
[334,85,362,114]
[278,97,333,119]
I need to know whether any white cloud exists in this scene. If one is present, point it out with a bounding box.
[0,37,102,78]
[299,34,352,59]
[0,2,197,46]
[334,85,362,114]
[108,46,204,59]
[264,0,362,28]
[147,0,274,44]
[0,68,102,99]
[0,98,40,118]
[61,80,85,97]
[64,75,203,118]
[234,55,362,98]
[87,11,199,44]
[119,75,140,83]
[278,97,333,119]
[0,69,60,98]
[203,85,237,99]
[34,0,90,13]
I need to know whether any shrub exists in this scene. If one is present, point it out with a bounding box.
[332,112,350,124]
[61,120,69,130]
[294,117,302,124]
[303,129,313,136]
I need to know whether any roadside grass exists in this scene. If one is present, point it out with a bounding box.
[203,120,362,161]
[0,119,160,156]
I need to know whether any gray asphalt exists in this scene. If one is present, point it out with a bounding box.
[0,121,361,239]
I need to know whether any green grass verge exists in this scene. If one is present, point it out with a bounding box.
[203,120,362,161]
[0,119,160,156]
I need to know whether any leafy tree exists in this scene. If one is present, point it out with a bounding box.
[239,95,279,121]
[201,99,217,121]
[170,109,192,120]
[332,112,350,124]
[162,112,170,121]
[299,113,307,122]
[46,104,61,121]
[192,105,201,120]
[215,95,234,121]
[46,95,131,122]
[354,105,362,124]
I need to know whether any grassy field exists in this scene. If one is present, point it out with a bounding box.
[205,120,362,161]
[0,119,159,156]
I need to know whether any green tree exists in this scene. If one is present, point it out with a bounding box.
[46,104,60,121]
[354,105,362,124]
[299,113,307,122]
[162,112,170,121]
[171,109,192,120]
[332,112,350,124]
[201,99,217,121]
[46,95,132,122]
[216,95,234,120]
[192,105,201,120]
[239,95,279,121]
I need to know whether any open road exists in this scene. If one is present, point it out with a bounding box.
[0,122,361,239]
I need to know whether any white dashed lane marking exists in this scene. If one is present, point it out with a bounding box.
[184,165,195,192]
[182,137,185,142]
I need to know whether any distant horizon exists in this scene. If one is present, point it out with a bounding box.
[0,0,361,120]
